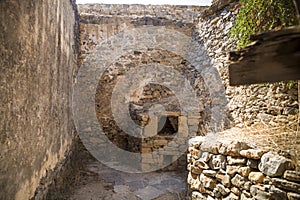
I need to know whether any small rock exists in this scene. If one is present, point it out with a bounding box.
[191,165,203,175]
[189,147,201,159]
[250,185,270,199]
[223,192,239,200]
[221,174,231,188]
[248,172,265,184]
[231,187,241,196]
[240,149,265,159]
[238,166,251,177]
[242,190,251,198]
[259,152,295,177]
[210,16,220,25]
[241,193,252,200]
[272,178,300,193]
[218,142,228,155]
[207,195,214,200]
[202,169,217,177]
[200,174,216,189]
[231,174,245,188]
[227,156,247,165]
[227,141,249,156]
[287,192,300,200]
[247,159,259,169]
[226,165,240,176]
[263,176,272,184]
[189,136,205,148]
[195,159,210,170]
[201,141,221,154]
[216,184,230,196]
[243,181,252,191]
[200,152,212,162]
[270,185,287,200]
[191,191,206,200]
[283,170,300,183]
[213,187,222,198]
[210,154,226,170]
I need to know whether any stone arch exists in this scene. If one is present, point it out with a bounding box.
[73,26,227,172]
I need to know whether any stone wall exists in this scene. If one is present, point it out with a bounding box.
[76,4,213,172]
[195,0,298,128]
[188,135,300,200]
[0,1,78,199]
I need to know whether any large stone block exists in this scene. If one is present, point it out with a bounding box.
[259,152,295,177]
[283,170,300,183]
[272,178,300,194]
[287,192,300,200]
[269,185,287,200]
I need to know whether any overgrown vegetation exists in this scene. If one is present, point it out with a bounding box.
[230,0,298,48]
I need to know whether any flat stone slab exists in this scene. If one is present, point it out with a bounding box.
[135,186,165,200]
[69,160,187,200]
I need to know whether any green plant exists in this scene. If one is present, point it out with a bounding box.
[230,0,298,48]
[286,80,297,89]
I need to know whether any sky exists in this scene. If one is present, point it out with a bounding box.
[76,0,212,6]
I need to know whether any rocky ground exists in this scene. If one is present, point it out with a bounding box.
[61,147,188,200]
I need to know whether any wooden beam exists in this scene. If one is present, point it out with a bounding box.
[229,26,300,86]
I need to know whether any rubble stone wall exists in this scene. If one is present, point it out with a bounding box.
[188,136,300,200]
[196,0,298,128]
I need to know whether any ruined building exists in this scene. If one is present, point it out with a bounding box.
[0,0,299,199]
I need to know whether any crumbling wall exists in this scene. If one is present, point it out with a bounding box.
[77,4,211,172]
[188,135,300,199]
[0,0,78,199]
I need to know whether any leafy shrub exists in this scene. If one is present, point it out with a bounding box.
[230,0,298,48]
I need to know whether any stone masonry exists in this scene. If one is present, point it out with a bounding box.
[75,4,217,172]
[195,0,298,128]
[0,0,299,199]
[188,135,300,200]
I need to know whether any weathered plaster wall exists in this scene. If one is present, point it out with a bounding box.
[0,0,78,199]
[78,4,204,65]
[196,0,298,128]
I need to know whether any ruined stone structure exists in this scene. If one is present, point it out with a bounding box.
[188,135,300,199]
[0,0,299,199]
[75,4,214,172]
